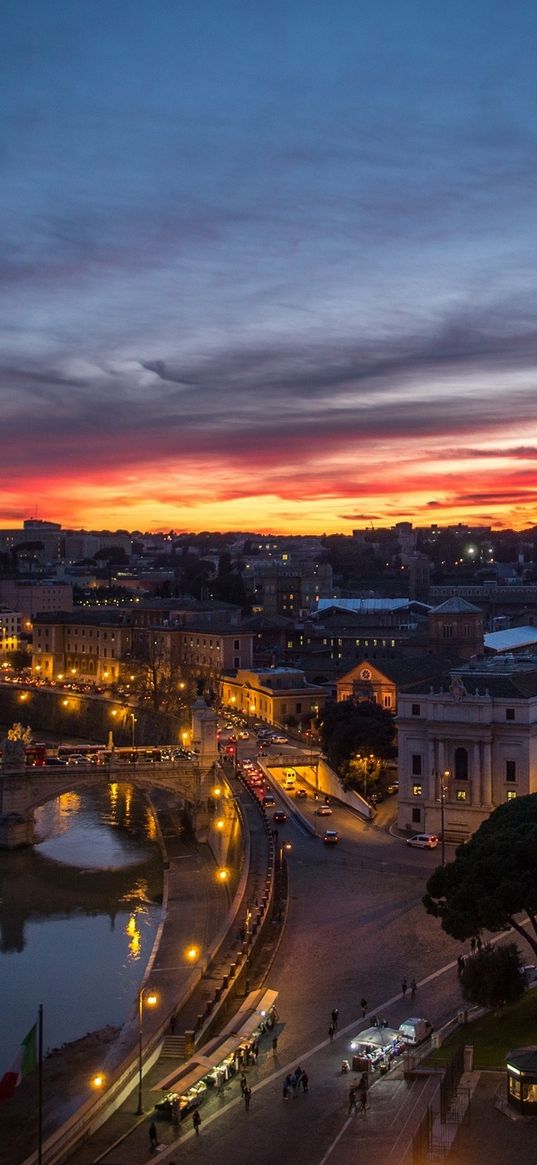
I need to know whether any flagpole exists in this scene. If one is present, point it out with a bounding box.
[38,1004,43,1165]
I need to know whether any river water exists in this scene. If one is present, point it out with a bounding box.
[0,781,164,1066]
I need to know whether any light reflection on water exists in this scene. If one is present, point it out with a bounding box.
[0,783,163,1064]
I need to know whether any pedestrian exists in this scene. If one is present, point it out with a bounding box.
[457,954,464,976]
[240,1072,247,1094]
[169,1014,176,1035]
[283,1081,289,1100]
[359,1089,368,1115]
[331,1007,339,1030]
[401,977,407,998]
[410,977,417,999]
[301,1070,309,1093]
[149,1121,158,1150]
[328,1022,335,1042]
[293,1066,303,1090]
[244,1085,252,1111]
[272,1035,279,1055]
[348,1085,358,1114]
[192,1109,201,1136]
[360,997,368,1017]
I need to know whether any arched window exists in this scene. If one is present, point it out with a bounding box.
[454,747,468,781]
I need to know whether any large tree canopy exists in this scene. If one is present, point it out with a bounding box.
[423,794,537,959]
[318,698,395,788]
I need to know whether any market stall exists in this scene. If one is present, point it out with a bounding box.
[348,1025,404,1073]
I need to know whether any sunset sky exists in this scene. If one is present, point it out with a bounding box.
[3,1,537,534]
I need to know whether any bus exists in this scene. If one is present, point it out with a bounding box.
[25,742,48,767]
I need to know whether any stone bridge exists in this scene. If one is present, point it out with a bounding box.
[0,695,220,847]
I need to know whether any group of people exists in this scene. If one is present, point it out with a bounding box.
[283,1066,309,1098]
[348,1074,369,1116]
[401,976,417,1000]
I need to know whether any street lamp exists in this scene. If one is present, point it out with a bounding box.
[277,842,292,921]
[244,903,253,993]
[129,713,137,747]
[136,987,158,1115]
[439,769,450,867]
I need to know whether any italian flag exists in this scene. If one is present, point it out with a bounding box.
[0,1023,37,1102]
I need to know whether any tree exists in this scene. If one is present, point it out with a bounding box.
[423,794,537,960]
[7,722,32,743]
[460,944,524,1012]
[317,699,395,788]
[126,631,194,714]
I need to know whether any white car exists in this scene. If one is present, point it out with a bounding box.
[271,735,288,745]
[406,833,439,849]
[315,804,333,816]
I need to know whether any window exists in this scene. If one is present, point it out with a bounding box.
[411,703,421,716]
[456,789,467,801]
[295,703,302,713]
[383,694,392,708]
[442,623,454,639]
[234,640,240,650]
[507,790,517,801]
[411,754,422,776]
[506,707,515,721]
[412,783,422,796]
[412,807,421,824]
[234,657,240,668]
[505,760,517,782]
[454,747,468,781]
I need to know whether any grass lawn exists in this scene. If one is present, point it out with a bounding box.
[425,990,537,1070]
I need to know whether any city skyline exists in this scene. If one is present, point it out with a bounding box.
[3,2,537,535]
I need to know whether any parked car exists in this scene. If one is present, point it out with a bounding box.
[406,833,439,849]
[271,735,288,745]
[315,804,333,817]
[323,830,339,845]
[385,781,399,795]
[273,811,287,824]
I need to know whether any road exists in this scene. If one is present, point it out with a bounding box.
[87,729,471,1165]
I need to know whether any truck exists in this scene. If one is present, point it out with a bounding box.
[398,1017,432,1046]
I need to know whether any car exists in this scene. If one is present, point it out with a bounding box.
[238,730,249,739]
[385,782,399,795]
[294,788,307,799]
[323,829,339,844]
[262,795,276,808]
[66,754,89,765]
[369,790,384,804]
[273,811,287,824]
[406,833,439,849]
[271,735,288,745]
[315,804,333,816]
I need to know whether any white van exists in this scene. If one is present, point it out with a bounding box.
[283,770,296,789]
[398,1017,432,1046]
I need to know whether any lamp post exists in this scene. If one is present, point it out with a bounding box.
[136,987,157,1115]
[244,903,252,994]
[130,713,137,747]
[277,842,292,921]
[439,769,450,867]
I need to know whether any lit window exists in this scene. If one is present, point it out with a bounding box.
[507,790,517,801]
[412,783,422,796]
[456,789,467,801]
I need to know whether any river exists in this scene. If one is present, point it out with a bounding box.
[0,781,164,1066]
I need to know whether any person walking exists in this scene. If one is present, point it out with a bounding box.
[410,977,417,999]
[244,1085,252,1111]
[331,1007,339,1030]
[272,1034,279,1055]
[301,1070,309,1093]
[293,1066,303,1091]
[192,1109,201,1136]
[359,1088,368,1115]
[149,1122,158,1150]
[328,1022,335,1042]
[360,997,368,1017]
[240,1072,247,1095]
[348,1085,358,1114]
[401,977,408,998]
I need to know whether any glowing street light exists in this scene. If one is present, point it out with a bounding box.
[185,944,200,963]
[216,866,229,883]
[136,987,158,1115]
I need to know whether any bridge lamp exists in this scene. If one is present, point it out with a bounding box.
[92,1073,105,1090]
[215,818,225,831]
[185,944,200,963]
[216,867,229,883]
[212,785,222,798]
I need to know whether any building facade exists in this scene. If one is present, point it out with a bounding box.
[220,667,328,727]
[397,653,537,843]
